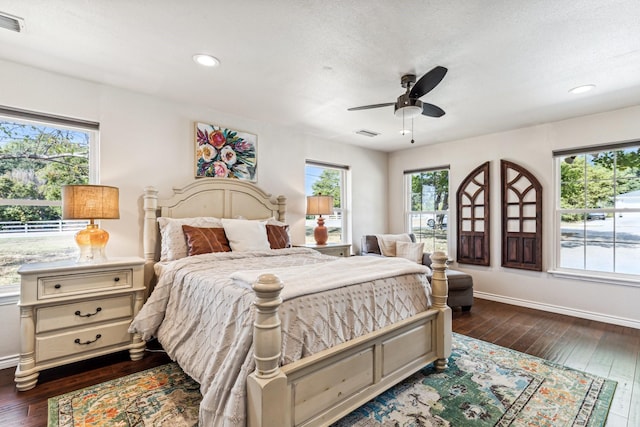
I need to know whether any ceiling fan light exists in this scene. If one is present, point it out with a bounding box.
[394,105,422,119]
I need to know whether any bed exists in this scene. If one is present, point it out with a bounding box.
[131,179,452,426]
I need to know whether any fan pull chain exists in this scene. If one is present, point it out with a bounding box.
[411,118,415,144]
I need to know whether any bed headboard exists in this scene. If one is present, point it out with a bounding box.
[142,179,287,292]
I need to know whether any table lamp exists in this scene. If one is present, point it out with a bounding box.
[62,184,120,263]
[306,194,334,245]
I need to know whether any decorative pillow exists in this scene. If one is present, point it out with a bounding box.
[182,225,230,256]
[221,218,271,252]
[157,216,222,261]
[396,241,425,264]
[376,233,412,257]
[266,224,291,249]
[265,217,288,227]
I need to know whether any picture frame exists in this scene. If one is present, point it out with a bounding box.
[195,122,257,181]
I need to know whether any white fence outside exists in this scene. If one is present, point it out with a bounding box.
[0,220,88,234]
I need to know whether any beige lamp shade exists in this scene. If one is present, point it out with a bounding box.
[61,185,120,263]
[62,185,120,220]
[306,195,334,216]
[306,195,334,245]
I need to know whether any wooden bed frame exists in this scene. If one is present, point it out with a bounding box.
[143,179,451,427]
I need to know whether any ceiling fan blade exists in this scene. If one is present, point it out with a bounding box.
[347,102,395,111]
[422,103,446,117]
[409,66,448,99]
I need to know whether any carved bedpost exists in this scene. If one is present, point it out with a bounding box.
[430,251,452,371]
[247,274,291,427]
[277,195,287,223]
[143,186,159,299]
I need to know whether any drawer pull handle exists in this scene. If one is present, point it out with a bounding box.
[74,334,102,345]
[75,307,102,318]
[54,284,62,289]
[114,277,120,282]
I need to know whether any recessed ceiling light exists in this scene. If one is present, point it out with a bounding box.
[193,54,220,67]
[400,129,412,135]
[569,84,595,94]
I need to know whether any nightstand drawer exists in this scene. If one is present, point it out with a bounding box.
[38,269,133,299]
[36,320,132,363]
[36,295,133,333]
[319,246,349,257]
[295,243,351,257]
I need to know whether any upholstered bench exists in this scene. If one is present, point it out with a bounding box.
[361,234,474,311]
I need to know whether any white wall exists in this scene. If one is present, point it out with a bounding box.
[0,59,388,364]
[2,56,638,368]
[388,105,640,327]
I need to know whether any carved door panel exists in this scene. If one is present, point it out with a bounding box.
[501,160,542,271]
[457,162,490,265]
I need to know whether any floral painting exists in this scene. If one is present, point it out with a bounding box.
[195,122,257,181]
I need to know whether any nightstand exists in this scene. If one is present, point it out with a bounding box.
[297,243,351,257]
[14,257,146,391]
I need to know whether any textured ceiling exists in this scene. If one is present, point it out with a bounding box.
[1,1,640,152]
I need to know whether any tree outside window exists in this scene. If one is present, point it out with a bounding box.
[305,163,347,244]
[557,146,640,276]
[405,169,449,253]
[0,117,95,289]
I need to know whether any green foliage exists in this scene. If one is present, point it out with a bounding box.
[311,169,341,207]
[560,149,640,220]
[410,170,449,211]
[591,148,640,170]
[409,170,449,229]
[0,121,90,221]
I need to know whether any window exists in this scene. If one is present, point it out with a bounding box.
[0,107,98,292]
[554,142,640,278]
[305,161,349,244]
[405,167,450,254]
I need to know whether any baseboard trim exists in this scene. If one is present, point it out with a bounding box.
[0,354,18,370]
[473,291,640,330]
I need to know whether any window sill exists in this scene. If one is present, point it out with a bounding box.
[0,285,20,306]
[548,269,640,288]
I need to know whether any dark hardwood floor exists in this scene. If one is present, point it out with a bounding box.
[1,298,638,426]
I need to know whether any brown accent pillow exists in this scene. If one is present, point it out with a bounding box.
[182,225,231,256]
[266,224,291,249]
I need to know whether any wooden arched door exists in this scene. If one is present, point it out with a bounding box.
[456,162,490,265]
[501,160,542,271]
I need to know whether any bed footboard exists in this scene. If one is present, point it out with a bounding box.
[247,251,452,427]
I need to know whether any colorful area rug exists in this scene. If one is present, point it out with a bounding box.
[48,363,200,427]
[332,333,616,426]
[48,333,616,427]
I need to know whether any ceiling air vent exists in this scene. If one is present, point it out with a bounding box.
[355,129,379,138]
[0,12,24,33]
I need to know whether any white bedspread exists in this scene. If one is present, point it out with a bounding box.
[230,255,428,300]
[129,247,431,426]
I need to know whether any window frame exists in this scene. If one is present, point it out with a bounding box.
[304,160,351,245]
[551,141,640,286]
[0,106,99,295]
[404,166,450,257]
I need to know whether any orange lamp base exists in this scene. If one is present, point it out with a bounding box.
[313,216,328,245]
[75,223,109,263]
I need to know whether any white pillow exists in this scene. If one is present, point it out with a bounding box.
[221,218,271,252]
[238,216,288,227]
[396,241,425,264]
[376,233,412,257]
[157,216,222,261]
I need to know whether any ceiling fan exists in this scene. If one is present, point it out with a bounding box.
[348,66,448,119]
